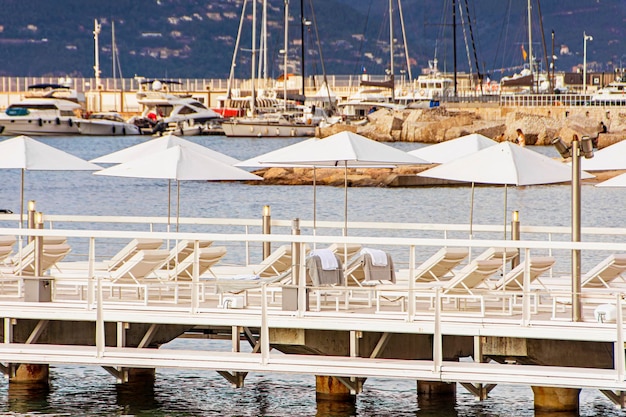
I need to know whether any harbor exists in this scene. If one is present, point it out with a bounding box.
[0,135,624,415]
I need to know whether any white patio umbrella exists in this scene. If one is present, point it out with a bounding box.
[91,133,241,227]
[90,132,240,165]
[0,135,101,227]
[94,145,262,231]
[418,142,595,236]
[577,139,626,171]
[408,133,498,163]
[596,173,626,187]
[259,131,428,235]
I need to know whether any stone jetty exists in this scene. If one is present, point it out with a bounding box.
[253,104,626,186]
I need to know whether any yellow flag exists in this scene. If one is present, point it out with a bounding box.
[521,44,528,61]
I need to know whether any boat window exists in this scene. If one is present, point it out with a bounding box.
[8,104,57,110]
[189,101,208,110]
[178,106,197,115]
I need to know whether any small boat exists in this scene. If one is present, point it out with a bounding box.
[77,112,141,136]
[0,84,82,136]
[589,79,626,105]
[221,105,338,138]
[221,112,317,138]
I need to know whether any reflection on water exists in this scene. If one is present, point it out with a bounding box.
[7,382,50,414]
[0,136,625,416]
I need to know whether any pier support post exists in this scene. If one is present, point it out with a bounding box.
[10,363,49,384]
[532,386,580,413]
[315,375,355,402]
[417,380,456,398]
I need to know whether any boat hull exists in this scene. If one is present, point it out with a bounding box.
[77,120,141,135]
[221,120,316,137]
[0,117,80,136]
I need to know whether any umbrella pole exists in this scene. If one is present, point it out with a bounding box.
[20,169,24,229]
[344,161,348,237]
[176,180,180,233]
[167,179,172,233]
[503,184,508,240]
[469,182,475,238]
[313,166,317,246]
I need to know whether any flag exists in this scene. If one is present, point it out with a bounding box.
[521,44,528,61]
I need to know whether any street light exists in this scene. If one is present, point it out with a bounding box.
[552,135,594,322]
[583,32,593,93]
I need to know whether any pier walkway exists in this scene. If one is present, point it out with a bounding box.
[1,214,626,410]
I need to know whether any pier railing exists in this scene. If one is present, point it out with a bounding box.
[1,216,626,393]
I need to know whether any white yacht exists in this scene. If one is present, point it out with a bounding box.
[0,84,83,136]
[131,88,223,135]
[76,112,141,136]
[589,80,626,105]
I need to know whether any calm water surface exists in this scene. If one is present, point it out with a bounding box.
[0,135,624,416]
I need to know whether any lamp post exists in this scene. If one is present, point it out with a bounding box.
[583,32,593,93]
[552,135,594,322]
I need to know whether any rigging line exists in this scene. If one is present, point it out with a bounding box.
[396,0,412,82]
[433,0,449,65]
[227,0,248,100]
[535,0,549,85]
[463,0,483,83]
[308,0,334,110]
[457,1,473,77]
[352,0,373,76]
[492,0,513,77]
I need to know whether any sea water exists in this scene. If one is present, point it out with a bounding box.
[0,134,624,416]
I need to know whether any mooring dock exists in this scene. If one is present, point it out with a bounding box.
[1,213,626,413]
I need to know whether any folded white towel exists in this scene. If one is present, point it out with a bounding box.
[361,248,388,266]
[309,249,338,270]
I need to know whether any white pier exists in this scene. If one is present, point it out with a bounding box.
[1,213,626,411]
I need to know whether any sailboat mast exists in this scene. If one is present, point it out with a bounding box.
[527,0,533,92]
[284,0,289,111]
[452,0,458,96]
[112,21,116,81]
[389,0,394,100]
[300,0,305,97]
[257,0,267,82]
[251,0,257,115]
[93,19,101,90]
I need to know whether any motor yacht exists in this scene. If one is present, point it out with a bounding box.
[589,80,626,105]
[0,84,83,136]
[130,91,223,135]
[76,111,141,136]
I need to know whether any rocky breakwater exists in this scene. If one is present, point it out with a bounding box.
[253,104,626,187]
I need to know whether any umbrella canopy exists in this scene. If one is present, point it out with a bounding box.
[235,138,320,169]
[578,140,626,171]
[408,133,498,164]
[94,145,261,229]
[418,142,594,186]
[0,135,101,226]
[596,173,626,187]
[263,131,427,167]
[90,133,240,165]
[260,131,427,235]
[418,142,595,236]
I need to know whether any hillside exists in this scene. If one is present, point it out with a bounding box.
[0,0,624,81]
